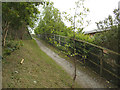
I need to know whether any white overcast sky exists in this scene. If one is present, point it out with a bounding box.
[49,0,120,32]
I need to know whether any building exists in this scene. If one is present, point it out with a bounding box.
[84,28,111,36]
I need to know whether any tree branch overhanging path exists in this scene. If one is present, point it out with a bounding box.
[33,38,116,88]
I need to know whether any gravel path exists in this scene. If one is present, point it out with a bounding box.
[34,38,117,88]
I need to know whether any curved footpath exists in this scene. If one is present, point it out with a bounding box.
[34,38,117,88]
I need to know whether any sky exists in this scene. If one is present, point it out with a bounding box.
[49,0,120,33]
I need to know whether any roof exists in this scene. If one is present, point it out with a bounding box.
[84,28,111,34]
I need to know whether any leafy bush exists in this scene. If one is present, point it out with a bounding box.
[94,26,119,52]
[3,40,23,58]
[94,9,119,53]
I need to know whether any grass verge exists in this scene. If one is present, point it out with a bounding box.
[36,38,105,82]
[2,39,80,88]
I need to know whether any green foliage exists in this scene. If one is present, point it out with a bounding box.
[34,0,93,42]
[34,1,70,36]
[2,2,41,29]
[35,0,94,60]
[2,2,42,47]
[3,39,80,88]
[3,40,23,57]
[95,9,119,52]
[40,34,93,61]
[2,2,43,57]
[62,0,90,33]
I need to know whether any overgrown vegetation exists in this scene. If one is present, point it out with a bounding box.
[34,1,93,86]
[34,0,120,87]
[34,0,94,58]
[2,0,120,88]
[3,40,23,58]
[94,9,120,53]
[2,2,82,88]
[35,0,119,54]
[2,2,44,58]
[34,0,93,42]
[2,39,80,88]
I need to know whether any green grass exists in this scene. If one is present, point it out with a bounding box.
[36,38,80,66]
[2,39,80,88]
[36,38,102,81]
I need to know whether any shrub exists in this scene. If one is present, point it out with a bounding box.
[3,40,23,58]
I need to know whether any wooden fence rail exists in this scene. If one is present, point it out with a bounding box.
[38,34,120,86]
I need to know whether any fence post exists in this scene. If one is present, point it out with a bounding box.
[100,49,103,76]
[64,37,67,52]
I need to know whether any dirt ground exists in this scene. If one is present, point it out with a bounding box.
[34,38,117,88]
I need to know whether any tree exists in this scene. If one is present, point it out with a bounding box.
[62,0,90,34]
[61,0,90,87]
[34,1,67,36]
[34,1,94,88]
[95,9,120,52]
[2,2,42,46]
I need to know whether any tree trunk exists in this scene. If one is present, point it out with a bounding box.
[3,28,8,47]
[71,15,77,89]
[21,29,26,40]
[72,40,77,89]
[2,22,10,47]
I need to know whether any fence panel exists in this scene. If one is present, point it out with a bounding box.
[38,34,120,87]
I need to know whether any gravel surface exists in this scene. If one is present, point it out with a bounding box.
[34,38,117,88]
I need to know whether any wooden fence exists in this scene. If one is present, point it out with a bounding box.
[38,34,120,87]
